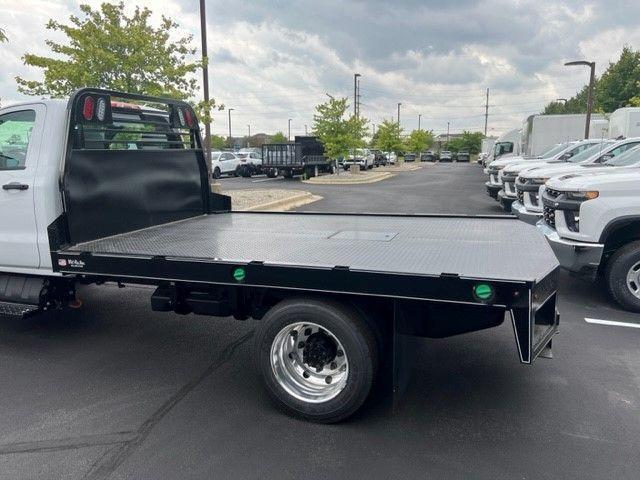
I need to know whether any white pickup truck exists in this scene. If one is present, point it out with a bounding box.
[538,170,640,312]
[513,138,640,224]
[0,88,560,422]
[497,139,605,211]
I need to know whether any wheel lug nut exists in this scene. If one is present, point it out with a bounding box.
[288,352,293,359]
[304,328,312,336]
[330,362,337,369]
[298,341,305,349]
[336,350,344,357]
[303,371,310,378]
[325,376,332,384]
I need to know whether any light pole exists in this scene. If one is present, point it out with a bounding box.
[247,124,251,147]
[198,0,211,164]
[397,103,401,127]
[305,124,308,135]
[565,60,596,138]
[446,121,450,144]
[354,73,361,118]
[288,118,292,141]
[227,108,234,148]
[418,114,422,131]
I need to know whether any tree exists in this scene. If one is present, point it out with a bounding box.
[16,3,202,100]
[312,97,351,159]
[0,28,7,43]
[210,134,227,150]
[542,47,640,114]
[270,131,288,143]
[404,129,434,153]
[445,131,483,153]
[375,119,403,154]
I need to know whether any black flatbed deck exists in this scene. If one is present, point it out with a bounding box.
[56,213,558,303]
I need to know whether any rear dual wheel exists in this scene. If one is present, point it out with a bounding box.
[254,298,378,423]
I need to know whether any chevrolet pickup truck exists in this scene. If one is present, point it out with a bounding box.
[497,139,605,211]
[538,170,640,312]
[0,89,560,423]
[513,138,640,224]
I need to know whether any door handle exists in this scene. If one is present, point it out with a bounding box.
[2,182,29,191]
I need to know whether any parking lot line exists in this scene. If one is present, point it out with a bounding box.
[252,177,281,183]
[584,318,640,329]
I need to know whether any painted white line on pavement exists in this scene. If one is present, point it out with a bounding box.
[584,318,640,329]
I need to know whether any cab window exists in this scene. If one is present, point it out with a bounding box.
[0,110,36,170]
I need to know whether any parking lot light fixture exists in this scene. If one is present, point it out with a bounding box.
[228,108,234,147]
[564,60,596,138]
[288,118,292,141]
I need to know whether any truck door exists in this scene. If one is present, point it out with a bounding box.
[0,105,45,270]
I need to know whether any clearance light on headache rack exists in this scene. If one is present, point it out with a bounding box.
[78,94,112,123]
[82,96,95,121]
[473,283,495,302]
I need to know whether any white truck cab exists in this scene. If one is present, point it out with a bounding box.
[497,139,605,211]
[513,138,640,223]
[537,169,640,312]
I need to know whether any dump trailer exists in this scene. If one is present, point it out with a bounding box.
[0,89,560,423]
[262,136,334,178]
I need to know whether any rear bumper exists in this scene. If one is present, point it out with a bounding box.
[536,221,604,280]
[512,201,542,225]
[485,182,501,199]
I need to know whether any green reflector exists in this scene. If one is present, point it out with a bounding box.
[233,267,246,282]
[474,283,493,300]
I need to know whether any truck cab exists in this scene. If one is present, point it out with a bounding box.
[514,138,640,224]
[538,170,640,312]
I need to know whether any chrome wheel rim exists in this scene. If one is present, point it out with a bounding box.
[270,322,349,403]
[626,261,640,299]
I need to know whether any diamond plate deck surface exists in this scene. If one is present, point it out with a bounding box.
[67,213,558,282]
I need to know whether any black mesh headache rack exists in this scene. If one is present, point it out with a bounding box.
[50,89,559,373]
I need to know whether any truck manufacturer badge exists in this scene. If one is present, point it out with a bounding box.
[58,259,68,267]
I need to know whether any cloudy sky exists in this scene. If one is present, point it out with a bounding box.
[2,0,639,137]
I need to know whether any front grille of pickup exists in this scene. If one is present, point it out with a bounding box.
[516,188,524,204]
[543,206,556,228]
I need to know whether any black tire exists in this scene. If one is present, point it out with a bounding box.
[266,168,277,178]
[604,240,640,312]
[212,167,221,179]
[241,166,252,178]
[283,169,293,179]
[254,298,378,423]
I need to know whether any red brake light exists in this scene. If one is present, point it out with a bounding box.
[183,108,194,128]
[82,96,95,121]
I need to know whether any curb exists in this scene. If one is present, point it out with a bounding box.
[244,192,323,211]
[302,172,395,185]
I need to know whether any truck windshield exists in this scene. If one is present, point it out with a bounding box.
[569,141,615,163]
[603,145,640,166]
[538,143,567,158]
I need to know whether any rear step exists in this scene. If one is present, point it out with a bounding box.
[0,301,40,318]
[0,274,75,319]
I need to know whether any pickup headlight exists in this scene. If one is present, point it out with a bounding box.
[566,190,599,201]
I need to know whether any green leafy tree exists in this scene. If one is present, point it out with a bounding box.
[404,129,434,153]
[210,134,227,150]
[346,114,369,150]
[311,97,352,158]
[543,47,640,114]
[270,131,288,143]
[16,3,202,100]
[445,131,483,153]
[374,119,403,154]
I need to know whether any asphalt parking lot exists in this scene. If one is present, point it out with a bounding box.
[1,163,639,480]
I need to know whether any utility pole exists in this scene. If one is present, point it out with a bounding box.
[418,114,422,131]
[288,118,292,141]
[565,60,596,138]
[354,73,361,118]
[484,88,489,136]
[397,103,402,127]
[305,124,308,135]
[227,108,234,148]
[446,121,450,144]
[198,0,211,163]
[247,124,250,147]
